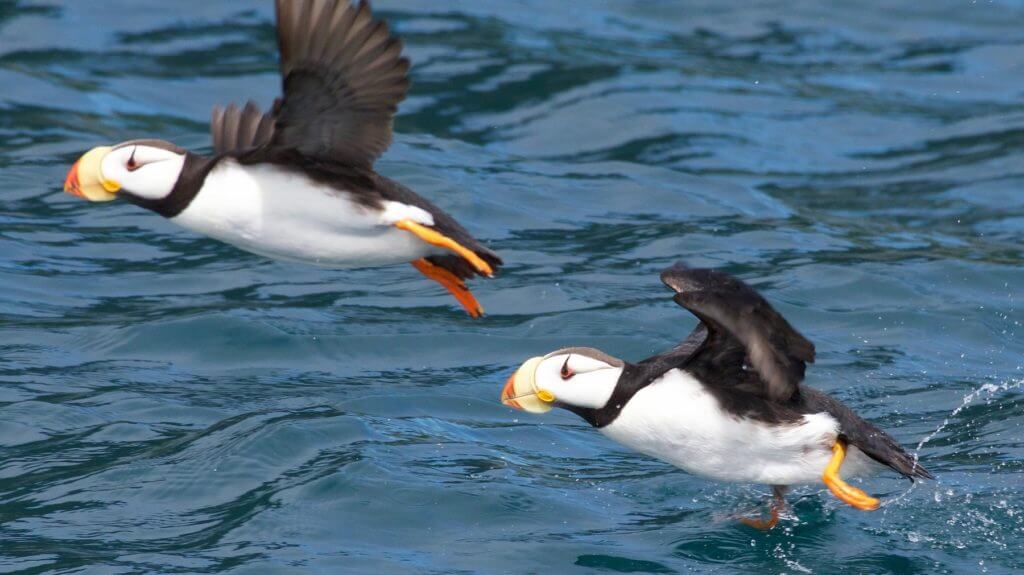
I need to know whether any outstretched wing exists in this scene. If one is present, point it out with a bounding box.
[659,262,815,403]
[270,0,409,166]
[209,0,409,164]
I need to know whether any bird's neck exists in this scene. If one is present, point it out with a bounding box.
[123,153,219,219]
[563,364,664,428]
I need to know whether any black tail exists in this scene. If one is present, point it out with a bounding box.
[800,387,933,480]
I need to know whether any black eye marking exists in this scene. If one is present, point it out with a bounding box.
[560,355,574,380]
[126,147,140,172]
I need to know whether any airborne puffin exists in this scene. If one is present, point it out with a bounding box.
[501,263,931,528]
[63,0,501,317]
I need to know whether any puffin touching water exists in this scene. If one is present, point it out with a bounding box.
[502,263,931,528]
[63,0,501,317]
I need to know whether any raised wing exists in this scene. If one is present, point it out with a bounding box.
[659,262,815,403]
[211,101,277,155]
[210,1,409,163]
[266,0,410,167]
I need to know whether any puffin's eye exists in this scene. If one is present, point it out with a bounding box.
[560,356,574,380]
[126,148,140,172]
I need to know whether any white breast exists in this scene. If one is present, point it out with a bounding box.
[600,370,876,486]
[172,159,441,268]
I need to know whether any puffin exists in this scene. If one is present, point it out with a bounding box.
[62,0,501,317]
[501,262,931,528]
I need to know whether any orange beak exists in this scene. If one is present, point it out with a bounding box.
[501,374,523,410]
[64,158,84,198]
[62,146,118,202]
[499,357,552,413]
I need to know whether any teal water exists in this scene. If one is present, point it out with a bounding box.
[2,1,1023,573]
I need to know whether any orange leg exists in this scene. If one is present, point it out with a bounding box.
[396,220,493,277]
[823,439,880,511]
[411,259,484,318]
[740,486,787,530]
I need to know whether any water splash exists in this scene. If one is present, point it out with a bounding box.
[883,377,1024,508]
[915,378,1024,455]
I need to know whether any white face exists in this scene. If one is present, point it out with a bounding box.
[99,143,186,201]
[534,352,622,409]
[501,349,624,414]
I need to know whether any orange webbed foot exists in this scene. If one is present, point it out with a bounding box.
[739,486,787,530]
[411,258,484,318]
[396,220,493,277]
[823,440,880,511]
[739,506,780,530]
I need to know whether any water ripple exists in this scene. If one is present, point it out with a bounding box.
[1,0,1023,573]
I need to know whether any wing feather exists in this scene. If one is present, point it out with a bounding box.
[210,101,277,155]
[209,0,408,164]
[661,262,815,403]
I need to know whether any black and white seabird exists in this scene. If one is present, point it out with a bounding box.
[501,262,932,528]
[63,0,501,317]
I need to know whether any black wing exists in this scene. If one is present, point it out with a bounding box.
[270,0,409,166]
[659,262,815,403]
[210,0,408,163]
[211,100,278,155]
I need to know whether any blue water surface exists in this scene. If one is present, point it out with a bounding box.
[1,1,1023,573]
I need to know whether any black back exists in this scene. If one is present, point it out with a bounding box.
[226,149,502,279]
